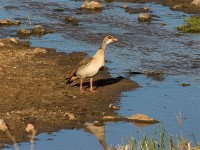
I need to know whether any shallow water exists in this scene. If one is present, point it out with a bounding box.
[1,0,200,149]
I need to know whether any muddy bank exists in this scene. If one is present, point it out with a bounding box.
[116,0,200,14]
[162,0,200,14]
[0,38,138,147]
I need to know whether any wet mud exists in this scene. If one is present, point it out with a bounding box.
[0,38,138,147]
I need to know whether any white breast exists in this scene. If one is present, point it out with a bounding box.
[76,58,104,78]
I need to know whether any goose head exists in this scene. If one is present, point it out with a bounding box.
[104,35,118,45]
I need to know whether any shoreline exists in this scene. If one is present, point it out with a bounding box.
[0,38,138,147]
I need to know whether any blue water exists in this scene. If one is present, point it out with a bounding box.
[1,0,200,149]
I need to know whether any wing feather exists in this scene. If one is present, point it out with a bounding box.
[66,56,93,84]
[78,57,93,68]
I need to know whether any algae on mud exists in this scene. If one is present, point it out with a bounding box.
[177,15,200,33]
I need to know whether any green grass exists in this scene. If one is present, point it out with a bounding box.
[177,15,200,33]
[112,124,200,150]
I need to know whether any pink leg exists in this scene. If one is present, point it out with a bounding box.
[90,78,98,92]
[80,78,85,92]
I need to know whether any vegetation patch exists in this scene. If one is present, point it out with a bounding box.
[111,112,200,150]
[177,15,200,33]
[17,25,54,37]
[112,125,200,150]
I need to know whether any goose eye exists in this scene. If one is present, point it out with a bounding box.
[107,35,112,39]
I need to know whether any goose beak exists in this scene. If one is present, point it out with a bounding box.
[112,38,118,42]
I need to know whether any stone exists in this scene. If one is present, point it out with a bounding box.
[192,0,200,6]
[0,119,8,131]
[0,19,20,25]
[81,1,103,10]
[138,13,152,22]
[34,48,47,54]
[25,124,35,132]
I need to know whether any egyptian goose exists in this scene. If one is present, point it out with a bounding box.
[66,35,117,92]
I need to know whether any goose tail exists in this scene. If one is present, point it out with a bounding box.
[66,68,78,84]
[66,76,78,84]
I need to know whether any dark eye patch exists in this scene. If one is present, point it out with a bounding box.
[107,35,112,39]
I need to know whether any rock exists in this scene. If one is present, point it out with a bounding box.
[17,25,54,37]
[102,115,120,120]
[64,112,77,121]
[25,124,35,132]
[4,5,18,10]
[32,25,45,34]
[125,6,149,14]
[53,8,65,12]
[143,69,165,81]
[180,83,190,87]
[81,1,103,10]
[0,19,20,26]
[65,16,80,26]
[102,114,159,126]
[142,7,149,11]
[126,114,159,127]
[109,104,119,110]
[0,38,29,46]
[127,114,156,121]
[138,13,152,22]
[0,119,8,131]
[192,0,200,6]
[34,47,47,54]
[172,4,183,9]
[17,28,32,36]
[128,69,165,81]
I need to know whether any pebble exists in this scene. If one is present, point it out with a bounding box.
[138,13,152,22]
